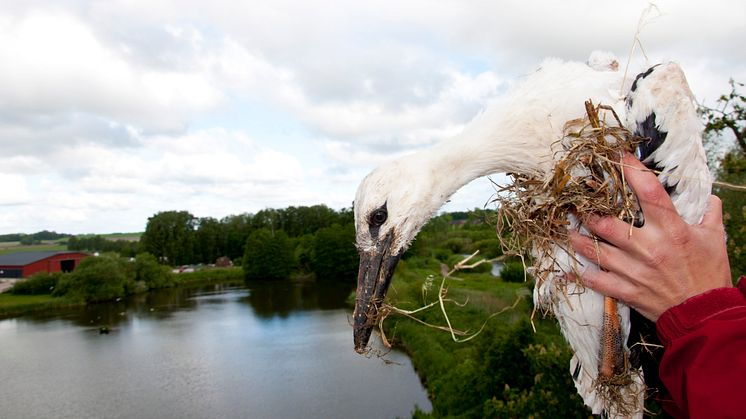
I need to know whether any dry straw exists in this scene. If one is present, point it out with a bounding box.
[363,251,528,356]
[494,100,641,293]
[494,100,643,416]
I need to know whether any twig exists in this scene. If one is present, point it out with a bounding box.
[378,252,526,346]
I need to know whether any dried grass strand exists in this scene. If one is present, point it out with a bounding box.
[374,251,527,349]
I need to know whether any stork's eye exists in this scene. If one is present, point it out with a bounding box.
[369,208,388,227]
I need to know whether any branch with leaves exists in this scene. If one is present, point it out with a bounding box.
[700,79,746,154]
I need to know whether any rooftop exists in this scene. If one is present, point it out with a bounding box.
[0,251,86,266]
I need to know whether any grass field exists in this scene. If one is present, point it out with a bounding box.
[0,242,67,255]
[0,232,141,254]
[98,232,142,241]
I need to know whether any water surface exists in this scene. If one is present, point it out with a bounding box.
[0,281,431,419]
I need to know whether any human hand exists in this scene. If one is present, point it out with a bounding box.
[569,153,732,321]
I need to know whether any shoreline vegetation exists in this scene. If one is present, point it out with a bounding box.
[0,265,244,319]
[375,257,591,417]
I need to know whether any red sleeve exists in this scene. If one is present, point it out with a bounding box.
[655,277,746,418]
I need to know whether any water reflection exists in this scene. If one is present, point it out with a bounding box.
[245,280,355,318]
[0,280,430,419]
[20,280,356,328]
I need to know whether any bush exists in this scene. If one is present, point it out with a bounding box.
[443,237,470,254]
[481,342,588,418]
[311,224,358,281]
[473,239,503,259]
[243,229,295,280]
[57,254,132,303]
[134,253,174,289]
[432,248,452,263]
[500,262,526,283]
[10,272,64,295]
[423,320,588,418]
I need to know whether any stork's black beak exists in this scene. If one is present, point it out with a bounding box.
[353,231,401,353]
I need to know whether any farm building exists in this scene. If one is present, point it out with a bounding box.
[0,251,89,278]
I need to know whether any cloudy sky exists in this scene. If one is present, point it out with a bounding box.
[1,0,744,234]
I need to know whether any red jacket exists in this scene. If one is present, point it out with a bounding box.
[656,277,746,418]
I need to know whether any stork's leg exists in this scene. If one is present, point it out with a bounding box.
[599,296,625,379]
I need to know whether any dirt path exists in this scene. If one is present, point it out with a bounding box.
[0,279,18,293]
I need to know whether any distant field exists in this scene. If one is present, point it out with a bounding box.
[0,242,67,255]
[0,232,140,256]
[100,233,141,241]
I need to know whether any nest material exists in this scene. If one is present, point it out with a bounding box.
[494,100,644,416]
[495,100,641,288]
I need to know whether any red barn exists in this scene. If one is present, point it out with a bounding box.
[0,251,89,278]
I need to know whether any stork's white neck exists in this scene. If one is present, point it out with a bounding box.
[413,109,554,218]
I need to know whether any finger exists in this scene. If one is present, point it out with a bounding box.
[621,153,680,224]
[578,268,637,303]
[580,213,640,251]
[563,272,579,282]
[569,230,636,274]
[700,195,723,227]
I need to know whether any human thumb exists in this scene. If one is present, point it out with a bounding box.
[700,195,724,227]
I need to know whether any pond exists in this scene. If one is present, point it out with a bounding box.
[0,281,432,419]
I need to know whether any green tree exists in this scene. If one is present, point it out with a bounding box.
[66,234,139,256]
[253,208,282,235]
[19,235,38,246]
[221,213,254,260]
[701,79,746,159]
[500,262,526,283]
[311,224,358,280]
[195,217,223,264]
[141,210,196,265]
[134,253,174,289]
[242,228,295,280]
[292,234,315,274]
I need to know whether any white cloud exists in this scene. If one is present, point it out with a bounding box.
[0,12,222,132]
[0,174,32,205]
[0,0,744,233]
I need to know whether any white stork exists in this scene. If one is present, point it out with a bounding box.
[351,52,711,417]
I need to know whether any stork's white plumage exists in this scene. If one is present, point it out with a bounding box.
[352,52,711,417]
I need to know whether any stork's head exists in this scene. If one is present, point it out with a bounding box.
[352,157,441,353]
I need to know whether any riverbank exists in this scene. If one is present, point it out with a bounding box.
[0,294,83,318]
[0,267,245,319]
[375,258,590,417]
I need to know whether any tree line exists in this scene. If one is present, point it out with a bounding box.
[0,230,70,244]
[64,205,358,282]
[67,235,140,256]
[138,205,352,265]
[64,204,508,284]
